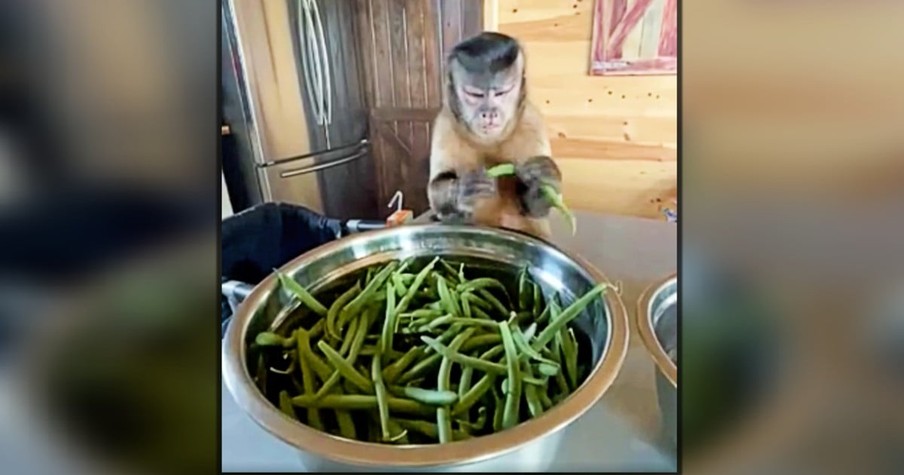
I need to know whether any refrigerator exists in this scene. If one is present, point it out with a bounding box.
[221,0,378,219]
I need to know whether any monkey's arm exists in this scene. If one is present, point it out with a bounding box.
[501,105,561,218]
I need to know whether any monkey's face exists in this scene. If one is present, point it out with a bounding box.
[450,58,523,140]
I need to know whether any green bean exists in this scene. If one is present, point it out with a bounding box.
[436,276,459,317]
[338,317,359,356]
[522,363,544,418]
[540,183,577,235]
[276,271,328,316]
[326,282,361,340]
[394,257,439,317]
[339,261,399,331]
[420,314,454,331]
[457,406,487,433]
[533,283,608,349]
[492,390,505,432]
[562,327,579,389]
[463,292,492,311]
[336,410,357,439]
[458,263,466,282]
[512,328,558,366]
[451,372,496,417]
[477,289,510,318]
[291,394,434,416]
[532,282,542,317]
[549,298,562,320]
[268,351,296,375]
[449,290,464,319]
[397,352,442,384]
[517,268,530,311]
[296,330,332,382]
[445,317,507,330]
[456,277,508,296]
[537,362,559,377]
[381,283,398,351]
[317,341,373,393]
[394,419,469,441]
[438,259,463,283]
[458,366,474,399]
[254,331,293,348]
[421,337,507,375]
[429,323,465,353]
[390,273,408,299]
[295,329,324,430]
[461,292,472,319]
[539,390,554,410]
[459,334,502,353]
[401,308,445,319]
[278,390,296,419]
[469,306,492,321]
[371,355,391,440]
[523,322,538,341]
[403,387,459,406]
[382,346,422,384]
[437,329,475,443]
[499,321,522,430]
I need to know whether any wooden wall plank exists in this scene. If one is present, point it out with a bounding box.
[494,0,677,219]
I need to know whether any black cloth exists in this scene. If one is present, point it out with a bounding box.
[220,203,342,324]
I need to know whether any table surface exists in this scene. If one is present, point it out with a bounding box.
[222,211,678,472]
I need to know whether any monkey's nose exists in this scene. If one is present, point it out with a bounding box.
[480,110,500,124]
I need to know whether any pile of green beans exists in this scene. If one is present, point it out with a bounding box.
[251,257,609,445]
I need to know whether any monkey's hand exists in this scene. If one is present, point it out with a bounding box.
[455,168,498,216]
[515,155,562,218]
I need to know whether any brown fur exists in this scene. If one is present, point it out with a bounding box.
[428,101,556,239]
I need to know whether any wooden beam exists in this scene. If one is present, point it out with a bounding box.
[375,121,413,157]
[371,107,440,122]
[483,0,499,31]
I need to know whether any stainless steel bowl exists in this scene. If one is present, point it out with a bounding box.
[637,273,677,451]
[222,224,629,471]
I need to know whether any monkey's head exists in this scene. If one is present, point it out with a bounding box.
[447,32,526,141]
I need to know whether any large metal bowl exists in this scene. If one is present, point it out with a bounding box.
[222,224,629,471]
[637,274,678,451]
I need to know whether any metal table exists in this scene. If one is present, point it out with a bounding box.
[222,211,678,472]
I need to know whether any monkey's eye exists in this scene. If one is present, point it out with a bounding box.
[465,91,485,99]
[493,87,513,98]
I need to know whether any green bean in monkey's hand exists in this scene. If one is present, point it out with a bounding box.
[253,258,608,445]
[486,163,577,235]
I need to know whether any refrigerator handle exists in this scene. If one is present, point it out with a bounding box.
[278,149,367,179]
[298,0,324,125]
[310,0,332,126]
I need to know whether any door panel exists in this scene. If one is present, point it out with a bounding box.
[355,0,483,214]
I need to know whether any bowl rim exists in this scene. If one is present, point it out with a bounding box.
[222,223,630,468]
[636,273,678,387]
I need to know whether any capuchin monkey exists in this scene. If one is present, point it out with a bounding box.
[428,32,562,239]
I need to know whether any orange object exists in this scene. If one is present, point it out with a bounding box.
[386,209,413,226]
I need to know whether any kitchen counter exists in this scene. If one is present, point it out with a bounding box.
[222,211,678,472]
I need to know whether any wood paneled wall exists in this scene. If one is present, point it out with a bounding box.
[488,0,678,219]
[356,0,483,214]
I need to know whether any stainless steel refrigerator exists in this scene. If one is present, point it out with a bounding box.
[221,0,378,219]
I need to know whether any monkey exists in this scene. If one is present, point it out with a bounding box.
[427,32,562,239]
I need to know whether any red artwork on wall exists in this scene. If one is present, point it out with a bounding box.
[590,0,677,76]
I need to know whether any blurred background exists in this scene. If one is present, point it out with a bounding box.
[0,0,902,474]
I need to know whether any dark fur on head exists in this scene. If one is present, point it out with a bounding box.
[445,32,527,130]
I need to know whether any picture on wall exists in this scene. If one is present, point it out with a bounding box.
[590,0,677,76]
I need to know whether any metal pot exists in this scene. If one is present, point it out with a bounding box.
[636,274,677,452]
[222,224,629,471]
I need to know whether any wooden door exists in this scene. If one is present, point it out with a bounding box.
[356,0,484,214]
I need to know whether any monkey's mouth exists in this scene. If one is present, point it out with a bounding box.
[478,123,503,134]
